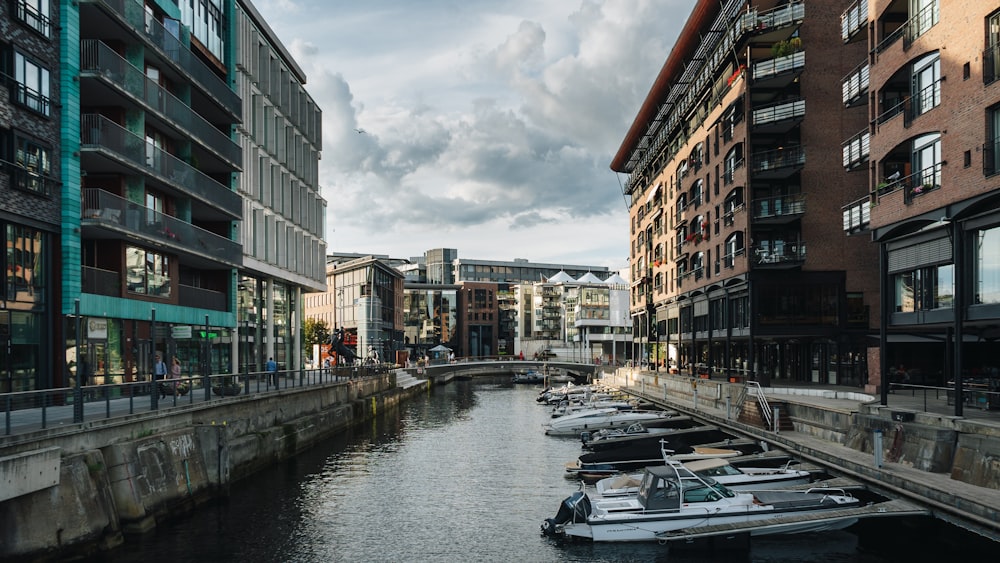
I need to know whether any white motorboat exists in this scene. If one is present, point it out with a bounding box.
[543,408,679,437]
[541,459,861,542]
[593,458,812,497]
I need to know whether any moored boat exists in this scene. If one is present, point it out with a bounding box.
[593,458,813,497]
[542,460,861,542]
[543,408,680,437]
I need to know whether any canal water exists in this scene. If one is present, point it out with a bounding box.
[91,378,996,562]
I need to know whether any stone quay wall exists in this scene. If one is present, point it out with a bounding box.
[0,374,420,561]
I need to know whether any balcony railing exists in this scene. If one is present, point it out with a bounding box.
[752,194,805,220]
[874,1,939,55]
[753,51,805,82]
[723,247,746,269]
[842,196,871,233]
[81,188,242,266]
[752,99,805,127]
[0,157,56,197]
[842,128,870,170]
[15,0,52,37]
[906,79,941,124]
[842,62,869,107]
[752,243,806,266]
[80,114,240,218]
[750,145,805,174]
[723,203,745,226]
[872,163,942,204]
[179,284,227,311]
[841,0,867,42]
[82,265,121,297]
[80,40,241,167]
[88,0,241,117]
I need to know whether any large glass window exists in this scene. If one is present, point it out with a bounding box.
[976,226,1000,304]
[13,51,49,116]
[5,224,46,304]
[8,134,52,195]
[912,52,941,117]
[126,246,171,297]
[893,264,953,311]
[913,133,941,188]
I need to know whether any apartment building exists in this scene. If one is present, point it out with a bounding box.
[233,0,327,373]
[0,0,61,392]
[60,0,323,385]
[613,0,879,386]
[840,0,1000,399]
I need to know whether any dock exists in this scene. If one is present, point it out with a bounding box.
[656,498,931,542]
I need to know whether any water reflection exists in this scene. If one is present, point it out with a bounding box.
[90,380,996,562]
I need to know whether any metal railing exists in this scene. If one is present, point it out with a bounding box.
[752,194,805,220]
[841,0,867,42]
[752,99,805,127]
[842,62,869,107]
[80,40,241,166]
[842,195,871,233]
[753,51,805,82]
[3,365,392,436]
[80,114,241,218]
[751,145,806,174]
[842,128,869,170]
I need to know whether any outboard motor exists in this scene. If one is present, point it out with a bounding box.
[579,430,592,445]
[540,491,591,537]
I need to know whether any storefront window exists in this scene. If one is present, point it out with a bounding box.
[976,226,1000,304]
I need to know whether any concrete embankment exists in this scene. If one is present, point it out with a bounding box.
[616,370,1000,541]
[0,373,423,561]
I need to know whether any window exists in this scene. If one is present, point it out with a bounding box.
[15,0,51,37]
[913,133,941,189]
[13,52,50,116]
[724,145,742,184]
[4,224,46,304]
[911,52,941,117]
[908,0,939,42]
[988,105,1000,176]
[724,233,745,268]
[976,226,1000,305]
[5,133,52,196]
[126,246,171,297]
[894,264,953,312]
[987,10,1000,84]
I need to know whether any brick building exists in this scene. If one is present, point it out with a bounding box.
[613,0,879,386]
[843,0,1000,406]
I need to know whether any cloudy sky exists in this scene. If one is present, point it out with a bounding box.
[253,0,695,269]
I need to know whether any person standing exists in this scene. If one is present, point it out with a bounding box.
[267,357,278,386]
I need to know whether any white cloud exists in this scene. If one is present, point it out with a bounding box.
[252,0,694,268]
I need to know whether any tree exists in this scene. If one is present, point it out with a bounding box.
[303,318,331,362]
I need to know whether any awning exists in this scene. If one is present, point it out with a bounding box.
[646,183,662,203]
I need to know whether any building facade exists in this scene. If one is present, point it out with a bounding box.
[66,0,243,384]
[233,0,327,373]
[1,0,61,392]
[842,1,1000,397]
[614,0,879,385]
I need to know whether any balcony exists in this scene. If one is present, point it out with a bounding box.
[750,145,805,180]
[752,194,805,223]
[841,0,867,43]
[82,265,121,297]
[872,163,942,205]
[842,62,869,107]
[14,0,52,38]
[740,1,805,44]
[874,1,939,56]
[81,0,241,120]
[752,51,805,89]
[81,188,242,269]
[842,129,869,171]
[842,195,871,234]
[751,99,805,134]
[80,40,241,169]
[80,114,240,220]
[752,243,806,268]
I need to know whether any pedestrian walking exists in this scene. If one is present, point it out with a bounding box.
[267,357,278,386]
[153,354,167,381]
